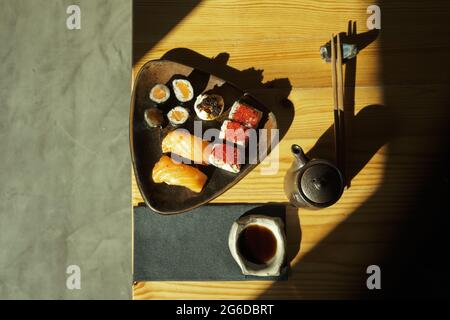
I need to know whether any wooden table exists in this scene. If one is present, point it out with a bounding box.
[132,0,450,299]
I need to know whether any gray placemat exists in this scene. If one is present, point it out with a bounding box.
[133,204,287,281]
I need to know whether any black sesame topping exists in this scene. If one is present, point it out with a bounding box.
[198,95,223,116]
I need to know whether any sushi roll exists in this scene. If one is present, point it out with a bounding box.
[167,106,189,126]
[229,101,262,128]
[172,79,194,102]
[149,84,170,104]
[144,107,164,128]
[208,143,241,173]
[194,94,224,121]
[219,120,249,146]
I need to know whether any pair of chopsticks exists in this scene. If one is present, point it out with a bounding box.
[330,34,346,184]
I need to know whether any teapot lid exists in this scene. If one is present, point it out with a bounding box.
[299,162,344,206]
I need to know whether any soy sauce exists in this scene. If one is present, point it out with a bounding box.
[238,224,277,265]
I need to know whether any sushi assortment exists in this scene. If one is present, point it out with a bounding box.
[144,77,263,193]
[206,99,261,172]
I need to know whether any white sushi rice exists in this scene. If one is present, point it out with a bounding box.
[172,79,194,102]
[208,152,240,173]
[167,106,189,125]
[149,84,170,103]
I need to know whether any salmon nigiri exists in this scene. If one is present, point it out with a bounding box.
[161,130,211,164]
[152,155,207,193]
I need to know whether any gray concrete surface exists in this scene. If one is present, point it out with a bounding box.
[0,0,131,299]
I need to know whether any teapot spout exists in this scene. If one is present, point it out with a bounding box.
[291,144,308,169]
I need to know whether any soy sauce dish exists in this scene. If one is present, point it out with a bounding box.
[228,215,286,277]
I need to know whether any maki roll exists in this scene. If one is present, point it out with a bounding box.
[229,101,262,128]
[167,106,189,126]
[144,107,164,128]
[219,120,249,146]
[208,143,241,173]
[149,84,170,104]
[172,79,194,102]
[194,94,224,121]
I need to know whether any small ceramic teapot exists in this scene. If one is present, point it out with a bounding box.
[284,144,344,209]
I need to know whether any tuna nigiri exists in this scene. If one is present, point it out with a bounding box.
[152,155,207,193]
[161,130,211,164]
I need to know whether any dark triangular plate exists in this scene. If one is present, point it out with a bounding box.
[130,59,276,214]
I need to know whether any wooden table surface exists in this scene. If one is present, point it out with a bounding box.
[131,0,450,299]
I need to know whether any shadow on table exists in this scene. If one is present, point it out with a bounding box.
[162,48,295,142]
[133,0,202,65]
[259,4,450,299]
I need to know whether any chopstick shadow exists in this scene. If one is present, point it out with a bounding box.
[161,48,295,141]
[307,104,395,187]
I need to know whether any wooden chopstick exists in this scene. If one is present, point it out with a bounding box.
[331,34,338,112]
[336,34,344,113]
[331,34,340,167]
[331,34,346,185]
